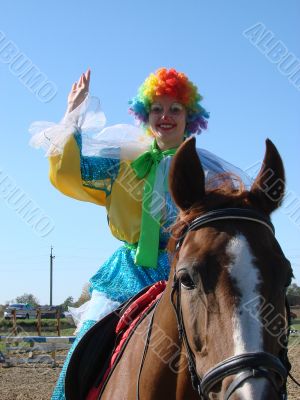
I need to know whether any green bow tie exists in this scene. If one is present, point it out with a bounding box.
[131,141,177,268]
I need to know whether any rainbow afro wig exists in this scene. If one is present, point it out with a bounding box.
[128,68,209,136]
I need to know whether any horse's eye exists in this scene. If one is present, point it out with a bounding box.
[178,271,196,290]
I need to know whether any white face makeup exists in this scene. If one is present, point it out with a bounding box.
[148,95,187,150]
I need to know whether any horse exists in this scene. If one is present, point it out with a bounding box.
[66,137,293,399]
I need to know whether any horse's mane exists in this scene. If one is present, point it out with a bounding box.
[168,173,255,252]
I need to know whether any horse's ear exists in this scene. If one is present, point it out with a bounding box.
[169,137,205,211]
[250,139,285,214]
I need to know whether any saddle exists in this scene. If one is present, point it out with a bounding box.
[65,281,166,400]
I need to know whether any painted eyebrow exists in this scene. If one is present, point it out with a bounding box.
[151,102,183,107]
[171,102,183,107]
[151,102,162,106]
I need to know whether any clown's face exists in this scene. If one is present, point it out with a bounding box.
[148,95,187,150]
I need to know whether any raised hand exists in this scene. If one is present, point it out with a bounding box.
[66,69,91,114]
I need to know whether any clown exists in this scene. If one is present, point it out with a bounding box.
[30,68,248,400]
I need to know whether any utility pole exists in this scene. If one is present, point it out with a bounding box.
[50,246,55,306]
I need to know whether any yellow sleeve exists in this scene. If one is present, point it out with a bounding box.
[49,134,107,206]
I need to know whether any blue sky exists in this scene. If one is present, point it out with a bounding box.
[0,1,299,305]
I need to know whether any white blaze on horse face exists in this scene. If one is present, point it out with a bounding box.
[226,234,267,399]
[226,234,263,354]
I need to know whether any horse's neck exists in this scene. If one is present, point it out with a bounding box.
[149,281,180,353]
[140,282,198,399]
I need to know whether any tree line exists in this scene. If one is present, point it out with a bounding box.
[1,283,91,311]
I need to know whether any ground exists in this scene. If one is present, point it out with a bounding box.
[1,314,300,399]
[287,348,300,399]
[0,366,60,400]
[0,351,300,399]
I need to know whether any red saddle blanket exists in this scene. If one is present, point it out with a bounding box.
[86,280,166,400]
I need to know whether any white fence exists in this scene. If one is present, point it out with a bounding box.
[0,335,76,367]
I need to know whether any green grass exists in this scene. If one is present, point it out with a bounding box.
[0,328,75,354]
[0,318,75,332]
[290,318,300,331]
[0,341,5,353]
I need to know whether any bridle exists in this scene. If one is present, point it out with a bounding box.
[170,207,292,400]
[135,207,299,399]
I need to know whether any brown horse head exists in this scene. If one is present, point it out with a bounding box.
[169,138,293,399]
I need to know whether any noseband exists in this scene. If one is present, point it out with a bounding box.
[171,208,291,399]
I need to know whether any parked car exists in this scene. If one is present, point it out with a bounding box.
[38,305,65,319]
[4,303,36,319]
